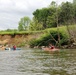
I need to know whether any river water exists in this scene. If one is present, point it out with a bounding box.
[0,48,76,75]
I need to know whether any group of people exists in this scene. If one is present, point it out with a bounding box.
[0,44,16,50]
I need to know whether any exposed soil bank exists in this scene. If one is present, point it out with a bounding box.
[0,33,42,47]
[0,34,76,49]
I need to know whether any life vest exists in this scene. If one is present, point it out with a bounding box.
[51,46,54,49]
[13,45,16,50]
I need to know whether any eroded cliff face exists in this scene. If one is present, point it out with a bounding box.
[0,33,42,47]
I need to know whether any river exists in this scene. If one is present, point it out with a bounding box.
[0,48,76,75]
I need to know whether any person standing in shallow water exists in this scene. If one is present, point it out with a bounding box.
[13,45,16,50]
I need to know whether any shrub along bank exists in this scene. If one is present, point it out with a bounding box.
[29,26,70,48]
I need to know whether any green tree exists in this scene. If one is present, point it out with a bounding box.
[33,8,50,29]
[29,17,43,31]
[73,0,76,23]
[18,23,24,31]
[18,16,31,31]
[59,2,74,25]
[47,1,57,28]
[33,1,60,29]
[73,0,76,4]
[49,1,57,8]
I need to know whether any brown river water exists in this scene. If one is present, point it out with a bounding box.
[0,48,76,75]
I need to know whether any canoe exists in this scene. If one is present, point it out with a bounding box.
[5,48,21,50]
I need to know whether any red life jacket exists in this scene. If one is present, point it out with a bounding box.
[51,46,54,49]
[13,45,16,50]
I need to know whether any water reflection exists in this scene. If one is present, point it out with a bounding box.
[0,49,76,75]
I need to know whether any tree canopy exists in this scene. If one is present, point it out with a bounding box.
[18,1,76,31]
[18,16,31,31]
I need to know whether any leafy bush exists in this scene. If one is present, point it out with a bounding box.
[29,27,69,47]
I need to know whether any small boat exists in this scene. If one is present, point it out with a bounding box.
[42,47,59,52]
[5,48,21,50]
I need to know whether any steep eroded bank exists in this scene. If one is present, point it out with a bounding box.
[0,33,42,47]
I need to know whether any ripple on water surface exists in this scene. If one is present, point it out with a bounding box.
[0,49,76,75]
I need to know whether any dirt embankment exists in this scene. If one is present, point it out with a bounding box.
[0,33,41,47]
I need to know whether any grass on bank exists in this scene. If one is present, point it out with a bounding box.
[0,26,68,35]
[0,30,44,35]
[0,25,75,35]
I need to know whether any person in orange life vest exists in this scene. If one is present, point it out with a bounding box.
[13,45,16,50]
